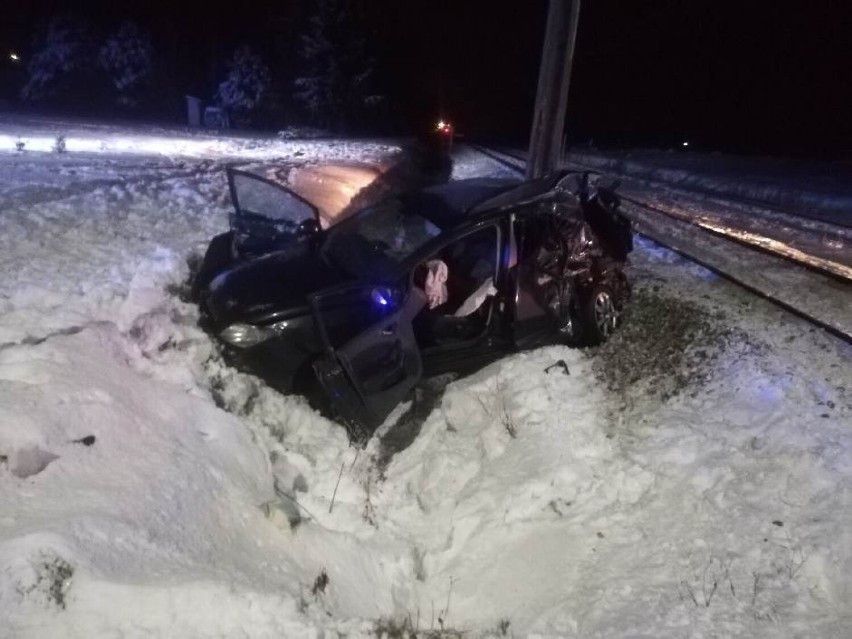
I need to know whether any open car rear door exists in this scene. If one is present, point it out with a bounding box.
[310,284,426,441]
[227,168,321,254]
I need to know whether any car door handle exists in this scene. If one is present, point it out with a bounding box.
[381,324,396,336]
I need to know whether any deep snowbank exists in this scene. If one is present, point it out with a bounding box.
[0,323,299,635]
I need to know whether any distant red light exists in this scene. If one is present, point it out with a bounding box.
[436,120,453,136]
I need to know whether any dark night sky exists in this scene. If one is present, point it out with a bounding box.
[1,0,850,156]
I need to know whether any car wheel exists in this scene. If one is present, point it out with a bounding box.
[578,283,619,345]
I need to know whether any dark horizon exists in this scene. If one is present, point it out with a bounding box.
[1,0,849,157]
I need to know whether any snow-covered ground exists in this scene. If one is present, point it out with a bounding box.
[0,113,397,163]
[1,124,851,637]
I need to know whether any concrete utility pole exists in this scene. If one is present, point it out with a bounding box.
[526,0,581,179]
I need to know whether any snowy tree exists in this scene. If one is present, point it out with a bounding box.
[217,46,271,120]
[21,16,93,101]
[294,0,378,131]
[98,22,153,104]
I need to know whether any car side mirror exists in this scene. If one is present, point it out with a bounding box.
[298,219,320,235]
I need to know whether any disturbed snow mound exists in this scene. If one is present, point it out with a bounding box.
[0,324,310,635]
[592,285,765,401]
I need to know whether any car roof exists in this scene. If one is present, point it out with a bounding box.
[399,178,517,229]
[405,174,569,229]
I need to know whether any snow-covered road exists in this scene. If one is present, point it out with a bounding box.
[0,126,850,637]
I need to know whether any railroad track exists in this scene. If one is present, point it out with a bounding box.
[480,146,852,257]
[482,145,852,231]
[467,143,852,345]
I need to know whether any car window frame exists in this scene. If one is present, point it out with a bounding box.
[227,167,321,228]
[319,196,443,279]
[398,215,504,273]
[404,220,504,351]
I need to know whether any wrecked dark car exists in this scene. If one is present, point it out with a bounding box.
[195,168,633,440]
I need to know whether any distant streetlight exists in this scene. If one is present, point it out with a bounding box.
[9,52,19,62]
[682,141,689,147]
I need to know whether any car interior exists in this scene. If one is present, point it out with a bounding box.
[411,225,500,348]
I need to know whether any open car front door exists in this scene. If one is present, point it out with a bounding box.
[227,168,321,255]
[310,283,426,441]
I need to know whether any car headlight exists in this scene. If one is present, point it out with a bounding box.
[219,320,289,348]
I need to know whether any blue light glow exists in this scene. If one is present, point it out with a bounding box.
[371,288,390,307]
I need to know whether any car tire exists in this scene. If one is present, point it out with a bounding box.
[576,283,620,345]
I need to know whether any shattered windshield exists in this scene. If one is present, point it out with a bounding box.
[321,197,442,279]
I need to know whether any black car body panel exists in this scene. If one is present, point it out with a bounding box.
[403,178,520,229]
[310,284,427,435]
[204,240,348,327]
[196,168,633,440]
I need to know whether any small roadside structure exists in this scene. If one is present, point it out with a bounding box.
[185,95,202,127]
[185,95,230,129]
